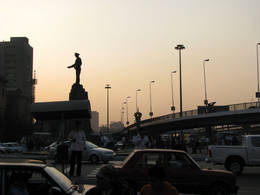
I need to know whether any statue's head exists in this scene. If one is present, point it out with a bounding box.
[75,52,80,57]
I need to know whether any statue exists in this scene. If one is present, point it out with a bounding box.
[67,53,82,85]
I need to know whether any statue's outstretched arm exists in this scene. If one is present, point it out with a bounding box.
[67,64,74,68]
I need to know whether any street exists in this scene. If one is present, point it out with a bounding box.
[1,153,260,195]
[53,156,260,195]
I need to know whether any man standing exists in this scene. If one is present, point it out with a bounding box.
[67,52,82,85]
[68,120,86,177]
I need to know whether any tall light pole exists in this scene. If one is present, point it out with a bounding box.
[171,71,177,112]
[149,80,155,118]
[121,104,124,127]
[125,96,131,126]
[256,43,260,102]
[174,44,185,117]
[105,84,111,135]
[203,59,210,105]
[136,89,141,112]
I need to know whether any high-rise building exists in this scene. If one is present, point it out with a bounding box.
[0,37,33,98]
[0,37,34,139]
[91,111,99,132]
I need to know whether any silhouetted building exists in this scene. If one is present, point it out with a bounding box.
[91,111,99,132]
[0,75,6,135]
[110,121,124,133]
[0,37,34,139]
[31,100,92,138]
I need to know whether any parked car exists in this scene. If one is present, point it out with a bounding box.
[1,142,26,153]
[208,134,260,175]
[97,149,238,195]
[47,140,116,164]
[0,158,90,195]
[0,144,9,153]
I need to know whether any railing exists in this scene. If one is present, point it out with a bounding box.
[124,101,260,131]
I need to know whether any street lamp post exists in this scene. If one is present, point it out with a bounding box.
[105,84,111,135]
[121,105,124,127]
[136,89,141,112]
[149,80,155,118]
[174,44,185,117]
[203,59,210,105]
[171,71,177,112]
[256,43,260,103]
[125,96,130,126]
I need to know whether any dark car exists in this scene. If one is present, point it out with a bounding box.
[97,149,238,195]
[0,159,90,195]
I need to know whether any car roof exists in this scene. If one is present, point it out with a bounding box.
[133,149,186,153]
[245,135,260,137]
[0,159,47,168]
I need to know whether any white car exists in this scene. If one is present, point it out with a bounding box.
[0,144,9,153]
[1,142,26,153]
[0,159,90,195]
[47,141,116,164]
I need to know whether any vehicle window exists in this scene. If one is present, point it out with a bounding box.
[5,168,56,195]
[251,137,260,147]
[167,153,193,168]
[136,153,164,168]
[86,141,98,148]
[217,133,242,145]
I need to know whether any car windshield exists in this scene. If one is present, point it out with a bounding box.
[44,166,74,193]
[86,141,98,148]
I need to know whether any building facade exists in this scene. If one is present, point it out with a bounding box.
[0,76,6,135]
[0,37,34,139]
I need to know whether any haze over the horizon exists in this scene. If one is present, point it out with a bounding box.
[1,0,260,126]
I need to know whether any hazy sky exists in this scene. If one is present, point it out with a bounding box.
[1,0,260,126]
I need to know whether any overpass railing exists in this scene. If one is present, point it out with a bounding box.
[124,101,260,131]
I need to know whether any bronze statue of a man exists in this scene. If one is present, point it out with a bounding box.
[67,53,82,85]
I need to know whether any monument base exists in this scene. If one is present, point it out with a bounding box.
[69,83,88,100]
[68,83,92,135]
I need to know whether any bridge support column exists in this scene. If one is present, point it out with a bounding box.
[206,126,214,144]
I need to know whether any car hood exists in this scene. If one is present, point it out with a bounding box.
[92,147,114,153]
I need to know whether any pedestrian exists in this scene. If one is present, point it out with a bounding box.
[140,165,179,195]
[133,132,150,149]
[192,137,199,154]
[68,120,86,177]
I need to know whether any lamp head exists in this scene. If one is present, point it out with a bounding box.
[174,44,185,50]
[105,84,111,89]
[204,59,210,62]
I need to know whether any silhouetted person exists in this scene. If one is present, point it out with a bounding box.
[68,120,86,176]
[140,166,179,195]
[67,53,82,84]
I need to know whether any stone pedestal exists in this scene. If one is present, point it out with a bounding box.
[69,83,88,100]
[69,83,92,135]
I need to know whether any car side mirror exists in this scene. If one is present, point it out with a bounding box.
[49,186,63,195]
